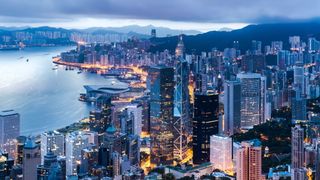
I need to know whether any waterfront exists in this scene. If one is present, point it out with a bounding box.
[0,46,110,135]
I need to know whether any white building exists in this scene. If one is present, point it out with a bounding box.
[40,131,65,163]
[65,131,91,175]
[210,135,233,172]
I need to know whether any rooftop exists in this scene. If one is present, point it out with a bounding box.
[0,110,19,117]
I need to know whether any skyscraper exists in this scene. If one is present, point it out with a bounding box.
[148,66,175,166]
[173,36,191,163]
[0,110,20,157]
[89,96,112,135]
[65,131,91,175]
[291,125,304,169]
[210,135,233,172]
[125,104,143,136]
[237,73,267,130]
[192,93,219,164]
[223,80,241,136]
[151,29,156,38]
[23,138,41,180]
[236,139,262,180]
[175,35,185,57]
[40,131,65,164]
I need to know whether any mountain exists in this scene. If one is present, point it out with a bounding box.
[82,25,201,37]
[149,22,320,54]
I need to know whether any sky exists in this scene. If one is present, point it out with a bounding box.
[0,0,319,32]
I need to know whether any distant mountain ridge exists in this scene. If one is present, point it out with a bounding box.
[149,22,320,54]
[79,25,201,37]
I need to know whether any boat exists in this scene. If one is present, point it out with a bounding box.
[26,59,29,62]
[77,71,82,74]
[52,67,58,70]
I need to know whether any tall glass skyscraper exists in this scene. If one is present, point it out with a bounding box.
[223,80,241,135]
[237,73,266,130]
[148,66,175,166]
[192,93,219,164]
[173,36,192,164]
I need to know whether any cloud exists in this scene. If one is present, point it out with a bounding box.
[0,0,319,24]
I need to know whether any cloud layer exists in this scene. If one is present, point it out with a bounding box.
[0,0,319,24]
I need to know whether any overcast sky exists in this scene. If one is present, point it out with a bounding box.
[0,0,319,32]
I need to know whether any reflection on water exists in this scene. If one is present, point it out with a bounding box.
[0,46,108,135]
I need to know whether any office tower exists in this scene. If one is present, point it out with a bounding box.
[16,136,26,165]
[65,131,90,175]
[251,40,262,55]
[289,36,301,51]
[23,138,41,180]
[271,41,283,54]
[175,35,185,57]
[192,93,219,164]
[292,168,307,180]
[293,62,305,95]
[99,125,127,175]
[241,55,265,73]
[89,96,112,135]
[37,151,63,180]
[174,48,191,163]
[148,66,175,166]
[292,125,304,169]
[126,134,140,167]
[57,156,66,179]
[210,135,233,172]
[0,110,20,157]
[132,95,150,133]
[223,80,241,136]
[151,29,156,38]
[308,37,320,53]
[237,73,267,130]
[40,131,65,163]
[0,150,14,179]
[79,145,99,175]
[236,139,262,180]
[291,89,307,121]
[125,104,143,136]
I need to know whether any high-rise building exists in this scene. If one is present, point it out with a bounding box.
[89,96,112,135]
[236,139,262,180]
[251,40,262,55]
[126,134,140,167]
[40,131,65,164]
[291,125,305,169]
[223,80,241,136]
[148,66,175,166]
[0,150,14,179]
[23,138,41,180]
[65,131,91,175]
[291,89,307,122]
[293,62,305,95]
[175,35,185,57]
[0,110,20,157]
[192,93,219,164]
[79,145,99,175]
[151,29,156,38]
[237,73,267,130]
[173,44,191,163]
[37,151,63,180]
[125,104,143,136]
[210,135,233,172]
